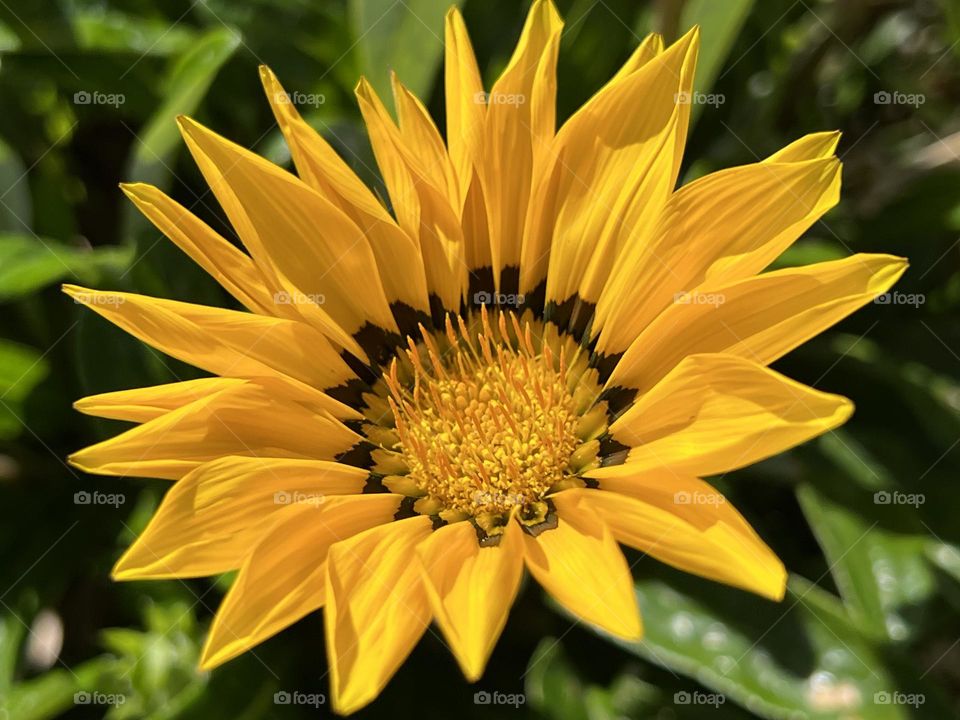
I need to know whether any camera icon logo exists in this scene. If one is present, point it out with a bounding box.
[474,690,491,705]
[274,691,292,705]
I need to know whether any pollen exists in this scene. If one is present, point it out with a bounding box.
[386,308,585,518]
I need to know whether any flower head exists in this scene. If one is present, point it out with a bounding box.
[67,1,906,714]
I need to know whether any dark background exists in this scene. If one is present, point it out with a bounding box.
[1,0,959,717]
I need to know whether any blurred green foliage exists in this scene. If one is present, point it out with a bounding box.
[1,0,959,717]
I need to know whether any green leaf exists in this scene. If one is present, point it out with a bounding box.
[588,571,923,719]
[0,339,49,439]
[348,0,461,112]
[0,234,133,301]
[124,27,241,195]
[3,656,121,720]
[797,481,935,642]
[72,9,196,54]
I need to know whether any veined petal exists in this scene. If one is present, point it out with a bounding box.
[521,32,664,295]
[356,78,467,312]
[260,66,431,318]
[571,480,786,601]
[417,519,524,681]
[595,148,842,355]
[524,493,641,640]
[113,456,369,580]
[536,29,698,305]
[121,183,277,315]
[69,382,361,479]
[481,0,562,289]
[392,73,460,207]
[63,285,358,420]
[178,115,398,345]
[765,130,840,162]
[608,32,664,83]
[74,377,244,423]
[325,516,434,715]
[444,7,485,206]
[609,354,853,476]
[200,494,401,669]
[608,254,908,393]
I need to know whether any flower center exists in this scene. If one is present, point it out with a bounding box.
[384,309,594,521]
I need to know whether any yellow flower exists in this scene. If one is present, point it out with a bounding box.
[66,1,906,714]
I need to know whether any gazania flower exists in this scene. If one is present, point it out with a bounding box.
[67,1,906,714]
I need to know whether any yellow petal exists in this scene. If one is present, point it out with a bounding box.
[481,0,562,288]
[178,115,397,344]
[325,516,434,714]
[417,519,523,681]
[260,66,431,317]
[764,130,840,163]
[608,254,908,393]
[595,152,841,355]
[74,377,244,423]
[608,33,664,84]
[524,493,641,640]
[63,285,358,419]
[69,381,361,479]
[356,78,467,312]
[443,7,485,205]
[113,456,369,580]
[571,480,786,601]
[200,494,401,669]
[121,183,278,315]
[523,31,664,294]
[535,29,698,305]
[392,72,459,207]
[609,354,853,476]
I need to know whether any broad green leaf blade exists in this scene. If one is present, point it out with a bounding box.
[797,480,935,643]
[0,234,132,301]
[578,571,921,719]
[348,0,461,112]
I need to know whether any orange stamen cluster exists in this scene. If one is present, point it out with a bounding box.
[386,309,580,517]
